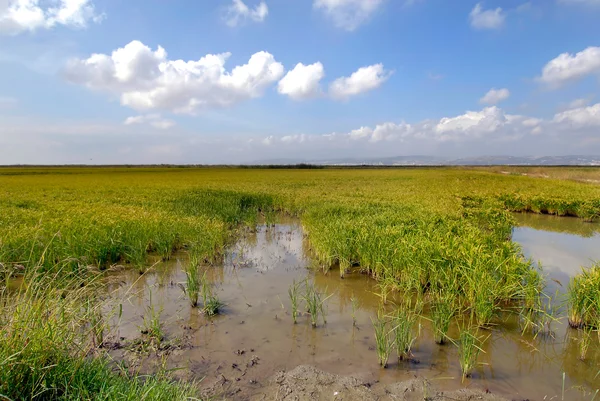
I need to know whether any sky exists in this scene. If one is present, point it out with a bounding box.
[0,0,600,164]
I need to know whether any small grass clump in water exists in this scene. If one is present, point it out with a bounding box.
[288,279,302,324]
[431,292,455,345]
[567,264,600,329]
[372,311,393,368]
[392,305,419,361]
[303,281,330,327]
[141,290,164,345]
[201,271,224,316]
[184,259,201,307]
[457,325,487,382]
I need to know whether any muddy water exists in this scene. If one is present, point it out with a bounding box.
[103,218,600,400]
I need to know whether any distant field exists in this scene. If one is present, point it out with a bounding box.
[473,165,600,183]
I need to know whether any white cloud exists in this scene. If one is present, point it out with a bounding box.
[566,97,593,110]
[553,103,600,127]
[329,64,390,100]
[480,88,510,105]
[225,0,268,27]
[314,0,384,31]
[0,0,102,35]
[278,62,325,100]
[469,3,505,30]
[522,117,541,127]
[435,106,509,140]
[124,114,175,130]
[538,46,600,87]
[64,40,285,114]
[347,122,412,142]
[259,106,531,148]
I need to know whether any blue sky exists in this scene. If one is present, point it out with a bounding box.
[1,0,600,164]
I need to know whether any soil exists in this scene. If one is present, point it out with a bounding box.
[232,365,509,401]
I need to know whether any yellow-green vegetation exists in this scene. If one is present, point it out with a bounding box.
[0,270,198,400]
[1,166,600,396]
[567,263,600,329]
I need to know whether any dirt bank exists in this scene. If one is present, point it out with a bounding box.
[205,365,510,401]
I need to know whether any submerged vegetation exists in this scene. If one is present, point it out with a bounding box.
[1,166,600,397]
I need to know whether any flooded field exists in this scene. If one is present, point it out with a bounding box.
[101,216,600,400]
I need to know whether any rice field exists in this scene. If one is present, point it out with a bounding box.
[1,166,600,400]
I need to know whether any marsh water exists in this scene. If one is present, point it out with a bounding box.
[104,215,600,400]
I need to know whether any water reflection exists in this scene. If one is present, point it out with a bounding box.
[512,213,600,291]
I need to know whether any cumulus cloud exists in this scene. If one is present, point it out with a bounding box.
[434,106,510,140]
[553,103,600,127]
[278,62,325,100]
[258,106,531,148]
[480,88,510,105]
[64,40,285,114]
[538,46,600,87]
[225,0,268,27]
[0,0,102,35]
[314,0,384,31]
[329,64,391,100]
[469,3,505,30]
[124,114,175,130]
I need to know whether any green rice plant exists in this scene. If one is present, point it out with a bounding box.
[392,301,419,361]
[567,264,600,328]
[372,311,393,368]
[184,262,201,307]
[457,325,486,382]
[303,281,331,327]
[200,271,224,316]
[141,290,164,344]
[288,279,302,324]
[431,292,455,345]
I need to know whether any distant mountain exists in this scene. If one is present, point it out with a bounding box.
[248,155,600,166]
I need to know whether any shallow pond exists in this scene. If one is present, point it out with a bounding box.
[102,216,600,400]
